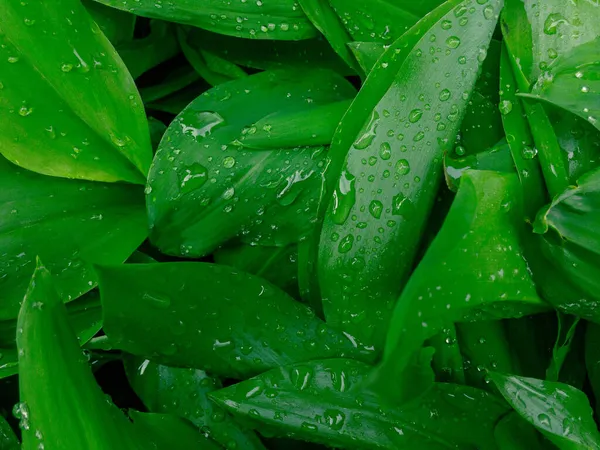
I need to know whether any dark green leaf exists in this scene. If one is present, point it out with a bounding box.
[210,358,510,449]
[372,170,546,402]
[83,0,136,46]
[147,69,355,257]
[0,414,18,449]
[125,357,266,450]
[494,412,543,450]
[139,65,201,104]
[0,156,147,320]
[547,313,581,382]
[318,0,503,349]
[91,0,318,40]
[0,0,151,183]
[489,372,600,450]
[97,262,372,379]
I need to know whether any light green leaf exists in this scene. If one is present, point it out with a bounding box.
[0,0,151,183]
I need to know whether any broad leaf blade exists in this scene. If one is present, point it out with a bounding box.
[0,0,151,183]
[97,263,372,379]
[211,358,510,449]
[0,156,147,320]
[489,372,600,450]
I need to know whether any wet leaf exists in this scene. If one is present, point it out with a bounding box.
[91,0,318,40]
[97,262,372,379]
[211,358,510,449]
[489,372,600,450]
[318,0,503,349]
[0,0,151,183]
[0,155,147,321]
[147,69,355,257]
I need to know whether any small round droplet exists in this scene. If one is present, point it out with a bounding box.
[409,109,423,123]
[522,146,538,160]
[499,100,513,115]
[439,89,451,102]
[446,36,461,49]
[395,159,411,175]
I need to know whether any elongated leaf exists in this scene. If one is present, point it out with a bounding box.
[140,66,201,104]
[489,372,600,450]
[97,263,372,379]
[318,0,503,349]
[148,69,355,257]
[184,27,352,75]
[494,412,543,450]
[83,0,136,46]
[129,412,222,450]
[372,170,546,403]
[92,0,318,40]
[125,357,266,450]
[586,323,600,415]
[240,99,352,150]
[0,0,151,183]
[210,358,510,449]
[117,20,180,80]
[213,244,299,296]
[0,156,147,321]
[0,414,18,450]
[530,39,600,133]
[547,313,581,382]
[16,262,145,449]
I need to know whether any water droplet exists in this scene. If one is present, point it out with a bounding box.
[522,146,538,160]
[581,86,590,93]
[413,131,425,142]
[537,413,551,428]
[354,110,380,149]
[392,193,408,215]
[455,145,466,156]
[409,109,423,123]
[223,156,236,168]
[323,409,346,430]
[441,20,452,30]
[543,13,567,35]
[180,163,208,195]
[446,36,461,49]
[332,168,356,225]
[181,111,225,139]
[7,56,19,63]
[18,106,33,117]
[483,5,495,19]
[338,234,354,253]
[290,366,313,390]
[379,142,392,160]
[395,159,410,175]
[61,63,73,72]
[369,200,383,219]
[222,187,235,200]
[439,89,451,101]
[499,100,513,115]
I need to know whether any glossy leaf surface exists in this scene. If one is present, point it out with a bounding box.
[125,357,265,450]
[211,358,510,449]
[97,263,370,379]
[373,170,546,402]
[318,0,503,349]
[0,0,151,183]
[0,156,147,321]
[489,372,600,450]
[148,69,355,257]
[92,0,318,40]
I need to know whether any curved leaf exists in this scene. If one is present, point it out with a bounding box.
[83,0,136,46]
[210,358,510,449]
[0,156,147,321]
[0,0,151,183]
[489,372,600,450]
[318,0,504,349]
[147,69,356,257]
[125,357,266,450]
[91,0,318,40]
[96,262,372,379]
[372,170,547,403]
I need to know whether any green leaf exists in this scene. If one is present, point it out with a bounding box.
[0,414,19,449]
[347,41,386,74]
[489,372,600,450]
[125,357,266,450]
[239,99,352,150]
[329,0,444,44]
[91,0,318,40]
[297,0,361,75]
[129,412,222,450]
[427,325,465,384]
[0,0,151,183]
[183,27,352,75]
[16,262,144,449]
[117,20,180,80]
[0,156,147,321]
[547,313,581,382]
[178,27,248,87]
[97,262,372,379]
[372,170,547,403]
[494,412,543,450]
[318,0,503,349]
[83,0,136,46]
[210,358,510,449]
[213,244,299,297]
[530,39,600,134]
[585,323,600,415]
[139,65,201,104]
[147,69,356,258]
